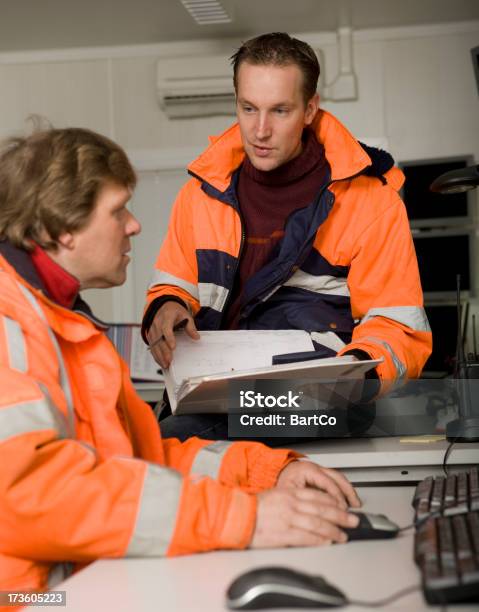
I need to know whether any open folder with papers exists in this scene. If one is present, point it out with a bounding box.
[163,330,381,414]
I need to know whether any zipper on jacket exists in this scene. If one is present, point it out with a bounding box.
[190,165,367,326]
[240,179,335,312]
[240,165,370,312]
[219,206,246,329]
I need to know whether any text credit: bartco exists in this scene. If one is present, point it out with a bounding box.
[239,413,337,426]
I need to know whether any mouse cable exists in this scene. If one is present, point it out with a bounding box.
[348,583,420,607]
[397,441,458,533]
[396,508,444,533]
[442,440,455,476]
[395,443,457,534]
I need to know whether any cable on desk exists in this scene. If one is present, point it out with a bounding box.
[349,583,420,607]
[393,508,444,534]
[397,521,417,533]
[442,440,455,476]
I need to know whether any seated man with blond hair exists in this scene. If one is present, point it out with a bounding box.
[0,126,361,596]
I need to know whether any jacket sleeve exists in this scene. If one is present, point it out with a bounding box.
[337,186,432,392]
[0,366,257,562]
[119,369,300,494]
[161,437,301,493]
[144,180,201,320]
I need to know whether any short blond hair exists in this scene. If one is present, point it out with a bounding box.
[0,127,136,251]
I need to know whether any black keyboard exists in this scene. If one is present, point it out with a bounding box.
[412,468,479,604]
[413,468,479,520]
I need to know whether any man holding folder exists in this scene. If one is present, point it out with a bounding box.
[143,32,432,440]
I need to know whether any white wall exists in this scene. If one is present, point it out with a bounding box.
[1,21,478,322]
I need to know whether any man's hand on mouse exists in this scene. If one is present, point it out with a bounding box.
[275,460,361,510]
[250,487,360,548]
[147,301,199,368]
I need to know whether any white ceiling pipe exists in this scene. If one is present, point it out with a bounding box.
[322,25,358,102]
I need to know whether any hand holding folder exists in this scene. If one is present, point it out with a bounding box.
[162,330,381,414]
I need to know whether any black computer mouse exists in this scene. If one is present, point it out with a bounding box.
[343,511,400,541]
[226,566,348,609]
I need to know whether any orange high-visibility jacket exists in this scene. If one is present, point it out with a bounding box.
[0,248,298,596]
[146,110,432,389]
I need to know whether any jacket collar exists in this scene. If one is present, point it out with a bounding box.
[0,239,108,340]
[188,109,376,192]
[30,243,80,309]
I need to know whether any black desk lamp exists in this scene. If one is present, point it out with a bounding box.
[430,164,479,194]
[429,165,479,442]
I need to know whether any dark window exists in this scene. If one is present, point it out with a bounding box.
[414,234,470,293]
[401,159,469,221]
[423,305,458,375]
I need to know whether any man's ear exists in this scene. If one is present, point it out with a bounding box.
[56,232,75,250]
[304,93,320,126]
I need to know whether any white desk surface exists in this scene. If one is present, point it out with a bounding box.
[28,485,477,612]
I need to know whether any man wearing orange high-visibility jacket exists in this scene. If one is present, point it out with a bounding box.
[0,126,361,603]
[143,33,432,441]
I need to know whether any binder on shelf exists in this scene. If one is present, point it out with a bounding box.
[106,323,163,382]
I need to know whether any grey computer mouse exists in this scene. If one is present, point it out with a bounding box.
[226,566,348,609]
[343,511,400,541]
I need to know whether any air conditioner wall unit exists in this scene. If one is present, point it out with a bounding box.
[157,49,327,119]
[157,55,236,119]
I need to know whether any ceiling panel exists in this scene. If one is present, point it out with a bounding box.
[0,0,478,53]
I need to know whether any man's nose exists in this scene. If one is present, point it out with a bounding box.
[255,113,272,140]
[127,211,141,236]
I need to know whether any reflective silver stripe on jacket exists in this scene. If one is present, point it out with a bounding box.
[284,272,350,297]
[190,441,232,480]
[15,283,76,437]
[310,331,346,353]
[1,315,27,372]
[362,335,407,380]
[361,306,431,332]
[198,283,229,312]
[0,395,69,442]
[148,270,199,300]
[126,463,183,556]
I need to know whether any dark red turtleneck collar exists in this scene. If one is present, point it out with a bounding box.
[240,127,325,186]
[30,244,80,308]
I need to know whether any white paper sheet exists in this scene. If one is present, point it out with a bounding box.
[168,329,314,386]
